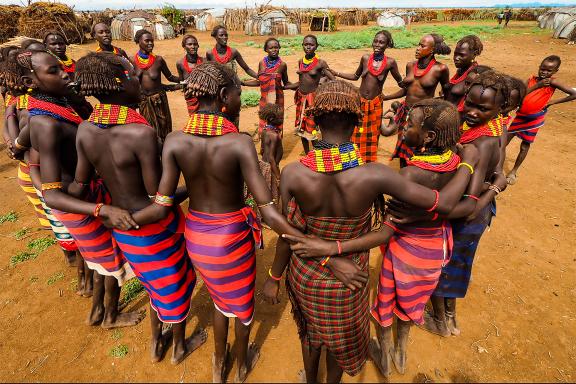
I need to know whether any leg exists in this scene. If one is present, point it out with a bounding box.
[101,276,146,329]
[150,305,172,363]
[420,295,450,337]
[393,320,411,374]
[375,325,394,377]
[87,271,105,326]
[212,308,230,383]
[444,298,460,336]
[63,249,78,267]
[235,318,259,383]
[507,141,531,185]
[76,258,94,297]
[505,132,515,146]
[172,322,207,365]
[301,342,321,383]
[301,138,310,154]
[325,349,344,384]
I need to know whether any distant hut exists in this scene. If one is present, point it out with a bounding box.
[18,2,85,44]
[554,16,576,39]
[111,10,175,41]
[377,11,406,28]
[336,9,368,26]
[0,5,22,44]
[245,9,300,36]
[310,10,336,32]
[538,8,576,30]
[195,8,225,32]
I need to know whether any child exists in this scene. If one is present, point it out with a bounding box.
[91,23,129,59]
[506,55,576,184]
[258,103,283,207]
[176,34,203,115]
[381,100,401,132]
[206,25,258,79]
[331,30,402,162]
[43,30,75,77]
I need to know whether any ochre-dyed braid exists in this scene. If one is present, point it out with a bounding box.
[259,103,283,124]
[470,70,511,110]
[75,52,124,96]
[185,61,239,99]
[306,80,362,119]
[456,35,483,56]
[411,99,460,149]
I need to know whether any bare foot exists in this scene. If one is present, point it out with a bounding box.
[506,172,518,185]
[392,347,407,375]
[446,313,461,336]
[171,328,208,365]
[369,338,392,377]
[297,369,306,383]
[86,305,104,326]
[151,327,173,363]
[101,310,146,329]
[212,343,230,384]
[236,342,260,383]
[419,312,451,337]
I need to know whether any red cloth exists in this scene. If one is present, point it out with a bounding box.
[518,76,555,115]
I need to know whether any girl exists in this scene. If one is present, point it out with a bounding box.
[331,30,402,162]
[91,22,129,59]
[43,31,75,78]
[176,34,203,115]
[206,25,257,79]
[133,29,180,143]
[444,35,483,106]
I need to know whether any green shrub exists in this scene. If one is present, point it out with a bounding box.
[241,90,260,108]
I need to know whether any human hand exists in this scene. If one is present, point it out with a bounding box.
[99,205,139,230]
[282,234,338,258]
[491,172,508,193]
[538,78,551,88]
[263,278,280,304]
[326,257,368,291]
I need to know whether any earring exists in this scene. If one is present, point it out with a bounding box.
[420,146,426,153]
[124,70,131,80]
[115,77,121,84]
[221,106,227,113]
[27,88,33,93]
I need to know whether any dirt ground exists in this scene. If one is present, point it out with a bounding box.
[0,21,575,383]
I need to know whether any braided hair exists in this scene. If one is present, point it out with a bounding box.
[429,34,451,55]
[43,30,68,45]
[185,61,239,100]
[410,99,461,149]
[21,39,44,50]
[75,52,125,96]
[306,80,362,120]
[456,35,483,56]
[502,75,527,113]
[134,29,152,44]
[259,103,283,126]
[375,30,394,48]
[0,46,18,62]
[3,49,49,93]
[469,70,510,109]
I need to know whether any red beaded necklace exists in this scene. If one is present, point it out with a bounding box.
[134,51,155,70]
[413,58,436,78]
[459,115,504,144]
[449,62,477,85]
[182,55,203,74]
[183,112,238,136]
[88,104,150,128]
[367,53,388,77]
[299,54,319,73]
[212,46,232,64]
[27,95,82,125]
[407,149,461,172]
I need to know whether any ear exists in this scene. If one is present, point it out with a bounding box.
[22,75,35,90]
[424,130,436,145]
[218,86,228,105]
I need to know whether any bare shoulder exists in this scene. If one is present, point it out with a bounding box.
[399,165,423,182]
[30,115,58,132]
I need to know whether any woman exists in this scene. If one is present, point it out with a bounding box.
[206,25,257,79]
[176,34,203,115]
[43,31,75,78]
[331,30,402,162]
[91,22,129,59]
[444,35,483,107]
[133,29,180,143]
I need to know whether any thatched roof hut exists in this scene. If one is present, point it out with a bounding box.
[336,9,368,26]
[539,7,576,30]
[195,8,226,32]
[0,5,22,44]
[309,10,336,32]
[245,9,300,36]
[111,11,175,41]
[18,2,85,44]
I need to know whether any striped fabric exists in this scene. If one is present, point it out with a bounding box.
[258,62,284,135]
[51,180,134,285]
[294,90,317,141]
[371,223,452,327]
[285,198,371,376]
[34,187,78,251]
[185,207,262,326]
[508,110,547,143]
[390,100,414,161]
[17,162,50,229]
[352,95,383,163]
[113,208,196,323]
[434,201,495,298]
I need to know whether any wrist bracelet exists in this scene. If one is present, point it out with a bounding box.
[268,268,282,281]
[93,203,104,217]
[457,162,474,175]
[320,255,331,267]
[336,240,342,255]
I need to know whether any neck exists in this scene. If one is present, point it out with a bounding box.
[319,129,352,146]
[186,52,198,61]
[216,43,227,51]
[99,42,113,51]
[305,52,315,59]
[458,62,473,74]
[418,56,433,66]
[97,95,136,107]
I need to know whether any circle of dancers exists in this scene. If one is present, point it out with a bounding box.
[1,23,575,383]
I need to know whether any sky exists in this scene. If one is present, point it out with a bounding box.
[1,0,573,11]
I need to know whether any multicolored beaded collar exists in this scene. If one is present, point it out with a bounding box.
[407,149,461,172]
[183,112,238,136]
[299,54,319,73]
[88,104,150,128]
[300,141,364,173]
[27,93,82,125]
[96,46,121,55]
[459,115,503,144]
[134,50,155,70]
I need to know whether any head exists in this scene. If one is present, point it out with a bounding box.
[263,38,280,59]
[185,62,241,120]
[43,30,68,58]
[463,71,509,127]
[21,39,45,51]
[463,64,492,90]
[211,25,228,46]
[182,35,199,55]
[454,35,483,69]
[306,80,362,138]
[390,100,401,112]
[302,35,318,56]
[91,23,112,47]
[0,46,18,62]
[15,50,71,97]
[259,103,283,127]
[502,75,527,115]
[538,55,561,79]
[373,30,394,55]
[416,34,451,60]
[75,52,140,105]
[404,99,460,150]
[134,30,154,53]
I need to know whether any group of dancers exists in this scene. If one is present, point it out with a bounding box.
[1,22,575,383]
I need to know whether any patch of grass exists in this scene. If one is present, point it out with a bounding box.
[10,251,37,266]
[14,227,31,240]
[29,276,39,283]
[120,278,145,306]
[111,329,123,341]
[241,90,260,108]
[245,40,257,47]
[0,211,18,224]
[27,237,57,253]
[47,271,64,285]
[110,344,129,358]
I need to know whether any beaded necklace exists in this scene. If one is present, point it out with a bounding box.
[413,58,436,78]
[134,50,155,70]
[27,93,82,125]
[183,112,238,136]
[212,46,232,64]
[367,53,387,77]
[182,55,202,74]
[264,124,282,135]
[449,63,477,85]
[16,94,29,110]
[459,115,503,144]
[59,55,75,73]
[264,56,282,72]
[96,45,120,56]
[4,94,15,108]
[407,149,461,172]
[299,54,319,73]
[300,141,364,173]
[88,104,150,128]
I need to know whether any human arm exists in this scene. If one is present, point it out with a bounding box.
[176,62,185,82]
[382,87,407,101]
[3,105,21,159]
[242,79,260,87]
[321,61,335,81]
[389,59,403,84]
[438,63,450,92]
[280,64,292,89]
[160,57,180,83]
[233,50,258,79]
[547,79,576,108]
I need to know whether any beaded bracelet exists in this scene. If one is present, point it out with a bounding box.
[154,192,174,207]
[257,201,275,209]
[93,203,104,217]
[336,240,342,255]
[426,190,439,212]
[488,185,502,195]
[268,268,282,281]
[41,182,62,191]
[320,255,331,267]
[457,162,474,175]
[382,221,398,232]
[463,194,480,201]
